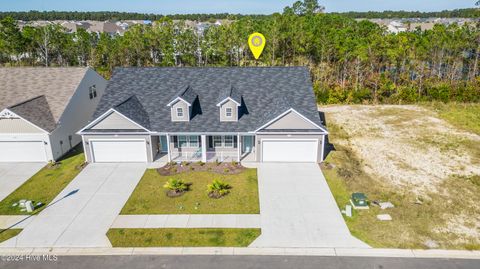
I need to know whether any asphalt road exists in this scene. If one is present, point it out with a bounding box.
[1,255,479,269]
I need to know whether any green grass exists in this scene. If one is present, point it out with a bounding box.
[0,229,21,243]
[322,121,480,250]
[107,228,261,247]
[426,102,480,135]
[121,169,259,214]
[0,145,85,215]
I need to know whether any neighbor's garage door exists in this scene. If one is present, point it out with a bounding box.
[0,141,47,162]
[90,140,147,163]
[262,139,318,163]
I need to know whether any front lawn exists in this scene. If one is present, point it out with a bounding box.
[0,229,22,243]
[107,228,261,247]
[120,167,259,214]
[0,145,85,215]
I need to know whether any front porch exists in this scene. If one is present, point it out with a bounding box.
[154,134,255,163]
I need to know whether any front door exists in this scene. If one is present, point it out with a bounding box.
[160,136,168,152]
[242,136,254,153]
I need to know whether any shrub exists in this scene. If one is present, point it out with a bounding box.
[163,178,189,196]
[207,179,230,198]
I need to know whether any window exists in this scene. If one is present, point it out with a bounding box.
[225,107,233,117]
[177,107,184,117]
[213,136,222,148]
[175,135,199,148]
[178,135,188,148]
[89,85,97,99]
[189,136,199,147]
[224,135,234,148]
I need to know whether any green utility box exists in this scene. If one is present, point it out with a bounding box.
[351,192,369,209]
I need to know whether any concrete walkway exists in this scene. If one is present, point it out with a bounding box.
[1,163,146,248]
[0,163,45,202]
[251,163,368,248]
[111,214,261,228]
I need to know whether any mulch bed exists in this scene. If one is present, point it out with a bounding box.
[158,161,246,176]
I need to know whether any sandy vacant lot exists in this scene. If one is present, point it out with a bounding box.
[323,105,480,193]
[322,105,480,247]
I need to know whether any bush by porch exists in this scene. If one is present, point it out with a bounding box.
[120,165,259,214]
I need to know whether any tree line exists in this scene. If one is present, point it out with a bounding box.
[1,8,479,22]
[0,0,479,104]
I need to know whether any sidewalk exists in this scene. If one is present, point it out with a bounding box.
[111,214,261,228]
[0,246,478,259]
[0,215,35,229]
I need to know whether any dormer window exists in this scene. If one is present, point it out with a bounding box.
[225,107,233,118]
[167,85,198,122]
[177,107,184,117]
[217,85,241,122]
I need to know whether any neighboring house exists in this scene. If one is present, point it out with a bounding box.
[79,67,328,164]
[0,68,107,162]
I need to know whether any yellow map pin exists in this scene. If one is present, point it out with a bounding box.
[248,32,266,60]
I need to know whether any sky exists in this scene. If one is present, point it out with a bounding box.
[0,0,476,14]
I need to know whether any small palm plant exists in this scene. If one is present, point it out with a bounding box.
[163,178,189,197]
[207,179,231,199]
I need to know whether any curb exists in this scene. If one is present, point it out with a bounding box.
[0,247,479,259]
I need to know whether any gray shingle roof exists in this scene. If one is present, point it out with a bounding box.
[168,85,198,105]
[92,67,324,133]
[114,95,151,130]
[217,85,242,105]
[8,95,57,132]
[0,67,89,132]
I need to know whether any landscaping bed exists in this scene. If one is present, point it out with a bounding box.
[158,161,246,176]
[107,228,261,247]
[120,167,259,214]
[0,145,86,215]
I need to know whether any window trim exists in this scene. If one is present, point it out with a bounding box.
[176,107,184,118]
[225,107,233,118]
[213,135,222,148]
[224,135,234,148]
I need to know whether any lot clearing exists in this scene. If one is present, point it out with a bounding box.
[321,104,480,249]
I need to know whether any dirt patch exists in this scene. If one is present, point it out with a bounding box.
[322,105,480,194]
[158,161,246,176]
[322,105,480,248]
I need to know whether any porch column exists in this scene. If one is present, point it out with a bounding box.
[166,134,171,162]
[237,134,241,162]
[201,135,207,162]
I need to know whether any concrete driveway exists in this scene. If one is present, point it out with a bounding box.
[1,163,146,248]
[251,163,369,248]
[0,163,45,202]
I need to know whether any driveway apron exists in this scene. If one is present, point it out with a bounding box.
[0,163,45,202]
[251,163,369,248]
[1,163,146,248]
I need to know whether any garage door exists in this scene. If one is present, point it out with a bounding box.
[0,141,47,162]
[262,139,318,163]
[90,140,148,163]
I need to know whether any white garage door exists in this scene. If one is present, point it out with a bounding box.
[0,141,47,162]
[90,140,147,163]
[262,139,318,163]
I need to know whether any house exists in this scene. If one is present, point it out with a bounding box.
[0,68,107,162]
[78,67,328,164]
